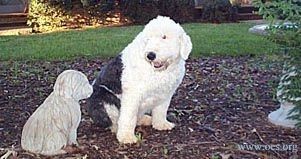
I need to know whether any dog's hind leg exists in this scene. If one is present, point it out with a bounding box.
[137,114,152,126]
[103,103,119,133]
[87,86,113,128]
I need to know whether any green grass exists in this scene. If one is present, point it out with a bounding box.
[0,23,279,61]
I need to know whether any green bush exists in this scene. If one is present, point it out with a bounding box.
[28,0,195,31]
[120,0,195,24]
[254,0,301,50]
[254,0,301,128]
[27,0,117,32]
[27,0,68,32]
[201,0,238,23]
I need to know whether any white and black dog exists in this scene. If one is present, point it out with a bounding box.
[88,16,192,144]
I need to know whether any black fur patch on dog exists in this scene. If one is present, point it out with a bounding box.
[94,54,123,95]
[87,55,123,128]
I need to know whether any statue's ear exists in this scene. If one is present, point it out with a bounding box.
[53,71,73,98]
[180,32,192,60]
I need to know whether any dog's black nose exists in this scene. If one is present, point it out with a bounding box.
[147,52,156,61]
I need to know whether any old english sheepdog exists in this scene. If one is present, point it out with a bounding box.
[88,16,192,144]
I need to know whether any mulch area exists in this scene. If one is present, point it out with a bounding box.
[0,56,300,159]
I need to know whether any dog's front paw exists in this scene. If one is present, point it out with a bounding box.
[117,132,138,144]
[153,120,175,131]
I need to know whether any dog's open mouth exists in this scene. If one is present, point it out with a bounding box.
[153,61,164,68]
[151,61,168,70]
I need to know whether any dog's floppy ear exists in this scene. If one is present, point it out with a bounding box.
[180,32,192,60]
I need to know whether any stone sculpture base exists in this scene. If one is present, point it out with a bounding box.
[268,102,298,128]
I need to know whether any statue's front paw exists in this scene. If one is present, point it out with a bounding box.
[68,139,78,146]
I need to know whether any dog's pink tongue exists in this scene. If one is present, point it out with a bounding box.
[154,62,163,68]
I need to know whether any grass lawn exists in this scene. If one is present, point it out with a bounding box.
[0,22,279,61]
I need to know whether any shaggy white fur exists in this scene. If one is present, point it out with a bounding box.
[21,70,93,156]
[116,16,192,143]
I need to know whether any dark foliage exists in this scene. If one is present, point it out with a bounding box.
[120,0,196,24]
[201,0,238,23]
[157,0,196,23]
[120,0,158,24]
